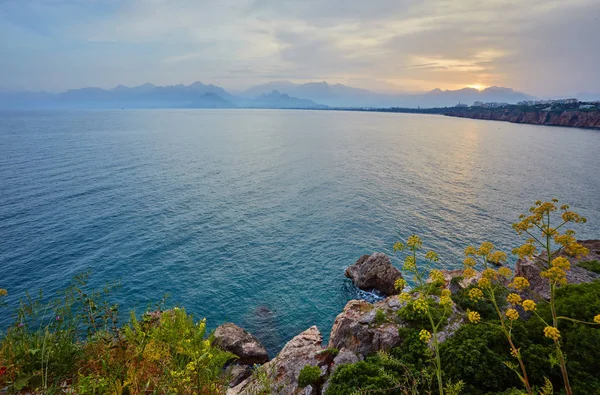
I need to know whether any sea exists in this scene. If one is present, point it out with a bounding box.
[1,109,599,354]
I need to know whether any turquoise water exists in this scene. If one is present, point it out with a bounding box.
[1,109,599,354]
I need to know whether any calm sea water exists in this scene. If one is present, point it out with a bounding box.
[1,109,599,353]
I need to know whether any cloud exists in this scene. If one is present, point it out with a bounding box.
[0,0,598,95]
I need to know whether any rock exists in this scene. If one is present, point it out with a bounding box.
[515,240,600,300]
[328,299,405,357]
[228,326,325,395]
[345,253,403,295]
[332,348,360,367]
[434,269,480,293]
[214,323,269,365]
[226,364,253,387]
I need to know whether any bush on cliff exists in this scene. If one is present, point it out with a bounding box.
[0,274,233,394]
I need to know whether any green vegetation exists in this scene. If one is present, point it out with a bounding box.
[374,308,388,326]
[0,274,233,394]
[298,365,322,389]
[578,259,600,273]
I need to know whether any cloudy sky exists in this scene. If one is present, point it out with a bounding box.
[1,0,598,96]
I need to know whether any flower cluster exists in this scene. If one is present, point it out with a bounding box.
[419,329,432,343]
[467,311,481,323]
[544,326,561,341]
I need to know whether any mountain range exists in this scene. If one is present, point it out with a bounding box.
[1,81,585,110]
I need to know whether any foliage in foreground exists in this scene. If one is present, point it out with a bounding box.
[0,274,232,394]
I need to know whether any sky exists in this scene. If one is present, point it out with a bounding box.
[0,0,599,96]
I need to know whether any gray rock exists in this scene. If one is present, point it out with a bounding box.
[345,253,403,295]
[226,364,253,387]
[332,348,360,367]
[228,326,325,395]
[214,323,269,365]
[328,299,405,357]
[516,240,600,300]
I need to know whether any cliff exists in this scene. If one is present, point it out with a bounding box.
[441,107,600,129]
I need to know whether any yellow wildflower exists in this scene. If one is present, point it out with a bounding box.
[440,295,453,308]
[498,267,512,278]
[551,257,571,271]
[399,292,412,302]
[425,251,439,262]
[488,251,507,264]
[394,278,407,292]
[419,329,432,342]
[510,276,530,290]
[463,267,477,279]
[507,293,522,305]
[512,243,537,259]
[0,289,7,297]
[429,269,445,284]
[477,277,491,289]
[393,241,405,252]
[522,300,536,311]
[594,314,600,324]
[403,256,417,271]
[563,242,589,258]
[562,211,586,223]
[407,235,423,250]
[544,326,561,341]
[482,268,498,281]
[413,298,428,315]
[468,311,481,323]
[186,361,196,372]
[541,267,567,286]
[441,289,452,298]
[510,347,520,358]
[463,257,477,267]
[468,288,484,302]
[478,242,494,256]
[505,309,519,321]
[465,246,477,256]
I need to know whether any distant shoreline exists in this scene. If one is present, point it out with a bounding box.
[332,105,600,130]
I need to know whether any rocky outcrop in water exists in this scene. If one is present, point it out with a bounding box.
[214,323,269,365]
[345,253,403,295]
[442,108,600,129]
[516,240,600,300]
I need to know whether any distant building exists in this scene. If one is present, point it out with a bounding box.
[579,104,596,109]
[472,101,483,107]
[455,103,469,108]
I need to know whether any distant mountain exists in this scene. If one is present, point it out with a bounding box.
[0,81,541,110]
[243,82,535,108]
[189,92,235,108]
[248,90,327,109]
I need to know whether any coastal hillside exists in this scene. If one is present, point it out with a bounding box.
[440,107,600,129]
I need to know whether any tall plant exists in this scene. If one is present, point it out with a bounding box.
[512,199,592,395]
[393,235,456,395]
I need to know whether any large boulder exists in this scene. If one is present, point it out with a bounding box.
[516,240,600,300]
[328,298,405,357]
[214,323,269,365]
[228,326,326,395]
[345,253,403,295]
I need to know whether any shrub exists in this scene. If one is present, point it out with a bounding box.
[298,365,321,388]
[325,353,412,395]
[578,260,600,274]
[397,296,447,328]
[374,308,387,325]
[523,281,600,394]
